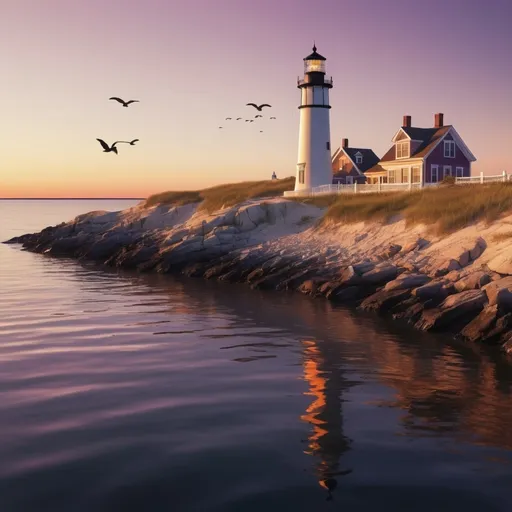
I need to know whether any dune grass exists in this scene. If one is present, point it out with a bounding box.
[321,183,512,234]
[145,177,295,212]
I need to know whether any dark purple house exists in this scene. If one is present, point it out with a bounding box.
[364,113,476,185]
[331,138,380,184]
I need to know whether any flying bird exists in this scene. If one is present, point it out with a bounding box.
[249,120,254,123]
[245,120,250,122]
[246,103,271,111]
[116,139,139,146]
[260,130,263,133]
[225,117,232,120]
[236,117,242,120]
[255,115,263,118]
[219,126,223,129]
[270,117,276,119]
[96,138,121,154]
[109,97,139,107]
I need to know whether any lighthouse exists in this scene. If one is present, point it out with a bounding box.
[295,45,333,192]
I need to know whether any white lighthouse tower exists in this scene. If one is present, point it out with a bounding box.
[294,45,333,193]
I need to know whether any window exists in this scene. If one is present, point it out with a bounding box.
[346,176,354,184]
[388,169,396,183]
[355,153,363,165]
[456,166,464,177]
[431,164,439,183]
[297,163,306,184]
[444,140,456,158]
[401,167,409,183]
[443,165,452,178]
[326,141,330,151]
[396,141,409,159]
[412,166,421,183]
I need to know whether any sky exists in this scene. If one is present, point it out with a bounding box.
[1,0,511,198]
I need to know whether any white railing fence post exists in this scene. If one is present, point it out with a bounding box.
[354,181,358,194]
[480,171,484,184]
[378,179,381,193]
[503,170,507,182]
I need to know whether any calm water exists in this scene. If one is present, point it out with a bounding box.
[1,200,512,511]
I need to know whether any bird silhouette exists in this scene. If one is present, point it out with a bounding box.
[260,130,263,133]
[249,120,254,123]
[245,120,250,122]
[246,103,271,111]
[219,126,223,129]
[109,97,139,107]
[116,139,139,146]
[255,115,263,118]
[96,138,121,154]
[270,117,276,119]
[225,117,232,120]
[236,117,242,120]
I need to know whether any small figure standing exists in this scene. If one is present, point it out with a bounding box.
[271,171,277,180]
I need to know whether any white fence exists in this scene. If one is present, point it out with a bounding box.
[283,171,509,198]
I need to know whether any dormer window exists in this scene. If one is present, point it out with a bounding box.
[444,140,456,158]
[355,152,363,165]
[396,141,409,159]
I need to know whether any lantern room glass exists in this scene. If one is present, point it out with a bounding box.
[304,59,325,74]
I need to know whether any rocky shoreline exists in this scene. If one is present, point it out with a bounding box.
[4,198,512,354]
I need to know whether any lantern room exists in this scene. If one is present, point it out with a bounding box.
[304,45,326,74]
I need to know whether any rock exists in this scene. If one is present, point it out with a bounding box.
[469,237,486,260]
[384,273,431,291]
[502,334,512,354]
[483,313,512,343]
[392,301,425,323]
[401,238,429,255]
[458,250,471,268]
[444,270,462,282]
[298,278,328,296]
[360,289,411,312]
[461,304,499,342]
[483,277,512,310]
[433,259,461,277]
[412,282,445,300]
[318,280,340,296]
[487,251,512,275]
[454,271,492,292]
[415,290,487,331]
[327,286,374,303]
[339,266,363,286]
[360,266,398,285]
[352,261,375,275]
[379,244,402,259]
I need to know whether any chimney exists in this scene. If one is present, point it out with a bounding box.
[434,112,444,128]
[402,115,411,128]
[341,138,349,148]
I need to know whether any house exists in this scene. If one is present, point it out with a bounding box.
[364,113,476,185]
[331,139,380,184]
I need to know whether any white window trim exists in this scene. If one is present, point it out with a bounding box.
[443,165,452,178]
[444,140,456,158]
[456,166,464,177]
[431,164,439,183]
[355,154,363,165]
[396,141,410,159]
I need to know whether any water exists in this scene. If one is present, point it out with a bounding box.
[1,200,512,511]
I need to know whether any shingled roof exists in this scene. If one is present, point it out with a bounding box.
[381,125,452,162]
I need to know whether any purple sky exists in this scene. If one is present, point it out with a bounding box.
[1,0,511,197]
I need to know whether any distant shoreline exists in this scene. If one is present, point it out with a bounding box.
[0,198,144,201]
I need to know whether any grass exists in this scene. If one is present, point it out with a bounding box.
[145,179,512,235]
[320,183,512,234]
[145,177,295,212]
[492,231,512,243]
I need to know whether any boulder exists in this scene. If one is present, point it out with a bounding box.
[298,278,329,296]
[378,244,402,260]
[487,251,512,275]
[502,334,512,354]
[328,286,363,303]
[469,237,486,261]
[392,301,425,323]
[360,265,398,285]
[384,273,431,291]
[433,259,461,277]
[359,289,411,313]
[460,304,499,342]
[339,266,363,286]
[352,261,375,275]
[483,277,512,310]
[415,289,487,331]
[454,271,492,292]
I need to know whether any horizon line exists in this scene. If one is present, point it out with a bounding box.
[0,197,145,200]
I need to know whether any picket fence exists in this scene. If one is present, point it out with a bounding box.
[283,171,510,198]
